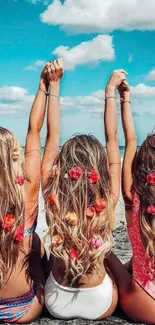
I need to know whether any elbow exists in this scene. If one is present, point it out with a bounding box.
[28,124,41,134]
[106,133,118,143]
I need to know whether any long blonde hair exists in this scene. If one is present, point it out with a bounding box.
[44,135,114,285]
[0,127,25,288]
[133,134,155,259]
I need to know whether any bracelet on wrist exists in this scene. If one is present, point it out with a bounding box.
[49,93,60,101]
[105,96,116,101]
[121,100,131,104]
[39,88,49,96]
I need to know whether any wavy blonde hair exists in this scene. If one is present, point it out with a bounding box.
[133,134,155,259]
[44,135,114,286]
[0,127,25,288]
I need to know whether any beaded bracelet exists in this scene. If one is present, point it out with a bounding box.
[121,100,131,104]
[39,88,49,96]
[105,96,116,100]
[49,93,60,101]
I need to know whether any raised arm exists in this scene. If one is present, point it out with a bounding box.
[24,63,49,228]
[104,70,127,205]
[41,59,64,188]
[118,80,137,202]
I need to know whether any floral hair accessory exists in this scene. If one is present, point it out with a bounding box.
[89,234,102,249]
[13,225,24,242]
[86,207,95,218]
[2,213,15,231]
[48,193,56,205]
[70,249,78,260]
[12,146,21,161]
[52,234,63,246]
[68,167,83,180]
[65,212,78,226]
[146,205,155,215]
[88,169,99,184]
[64,173,68,179]
[146,173,155,185]
[93,198,106,214]
[15,175,25,186]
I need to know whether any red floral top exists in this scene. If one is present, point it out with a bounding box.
[128,192,155,300]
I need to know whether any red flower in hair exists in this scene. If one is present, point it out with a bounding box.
[88,169,99,184]
[146,205,155,215]
[15,175,25,186]
[70,249,78,260]
[13,225,24,241]
[146,173,155,185]
[93,198,106,214]
[86,207,95,218]
[2,214,15,231]
[68,167,83,180]
[48,193,56,205]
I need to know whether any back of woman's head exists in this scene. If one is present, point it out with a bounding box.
[0,127,24,288]
[44,135,114,285]
[133,133,155,259]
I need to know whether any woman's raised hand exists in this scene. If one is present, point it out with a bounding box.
[40,61,51,91]
[47,59,64,84]
[118,79,130,102]
[106,69,127,94]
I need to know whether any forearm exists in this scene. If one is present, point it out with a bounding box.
[104,87,120,163]
[121,94,136,144]
[45,82,60,148]
[28,81,48,132]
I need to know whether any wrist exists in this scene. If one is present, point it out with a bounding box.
[39,79,48,91]
[120,92,130,102]
[105,84,116,97]
[49,81,60,94]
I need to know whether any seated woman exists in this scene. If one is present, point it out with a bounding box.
[107,78,155,324]
[41,61,126,320]
[0,62,50,323]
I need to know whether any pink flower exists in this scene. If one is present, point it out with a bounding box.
[68,167,83,180]
[146,173,155,185]
[15,175,25,186]
[70,249,78,260]
[146,205,155,215]
[86,207,95,218]
[13,225,24,242]
[89,235,102,249]
[93,198,106,214]
[88,169,99,184]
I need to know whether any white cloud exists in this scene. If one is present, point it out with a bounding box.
[131,84,155,97]
[146,68,155,80]
[0,86,34,116]
[25,60,46,71]
[128,54,133,63]
[40,0,155,33]
[1,83,155,117]
[53,35,115,70]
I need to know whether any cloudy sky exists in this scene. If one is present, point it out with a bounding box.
[1,0,155,146]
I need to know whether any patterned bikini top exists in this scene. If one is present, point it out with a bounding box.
[127,192,155,300]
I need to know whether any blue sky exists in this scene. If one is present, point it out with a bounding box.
[1,0,155,146]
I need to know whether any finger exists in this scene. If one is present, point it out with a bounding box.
[114,69,128,75]
[53,60,59,70]
[57,58,64,69]
[50,62,56,72]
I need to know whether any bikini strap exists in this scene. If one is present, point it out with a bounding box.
[24,222,37,236]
